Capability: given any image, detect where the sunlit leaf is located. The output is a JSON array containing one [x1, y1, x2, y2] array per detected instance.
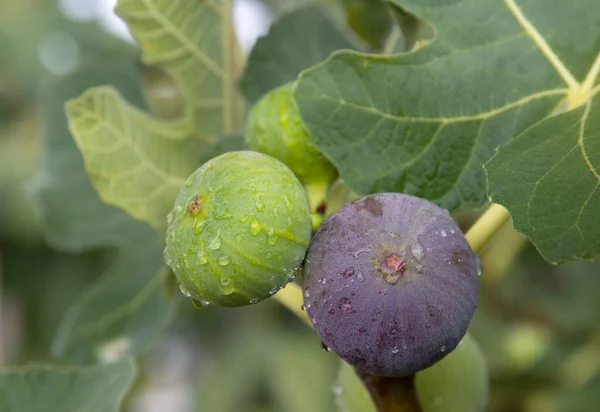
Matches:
[[116, 0, 244, 137], [0, 359, 135, 412], [33, 59, 151, 252], [66, 86, 208, 231]]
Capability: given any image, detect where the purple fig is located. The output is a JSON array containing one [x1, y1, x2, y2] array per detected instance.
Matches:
[[303, 193, 479, 377]]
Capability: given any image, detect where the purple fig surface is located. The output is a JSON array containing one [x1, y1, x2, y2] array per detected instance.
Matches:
[[302, 193, 479, 377]]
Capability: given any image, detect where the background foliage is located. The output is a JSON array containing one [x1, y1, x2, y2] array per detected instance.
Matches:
[[1, 0, 599, 411]]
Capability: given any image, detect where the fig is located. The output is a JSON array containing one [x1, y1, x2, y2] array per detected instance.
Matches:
[[416, 333, 488, 412], [245, 82, 338, 208], [303, 193, 479, 377], [164, 151, 312, 307]]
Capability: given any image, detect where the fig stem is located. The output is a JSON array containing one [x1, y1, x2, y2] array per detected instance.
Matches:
[[465, 203, 510, 254], [358, 372, 422, 412], [272, 282, 312, 327]]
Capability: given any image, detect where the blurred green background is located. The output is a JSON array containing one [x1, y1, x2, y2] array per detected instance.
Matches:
[[1, 1, 599, 411]]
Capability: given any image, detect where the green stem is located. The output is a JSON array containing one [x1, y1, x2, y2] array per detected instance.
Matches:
[[465, 203, 511, 253]]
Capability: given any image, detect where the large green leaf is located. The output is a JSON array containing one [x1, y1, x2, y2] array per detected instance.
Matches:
[[294, 0, 598, 217], [240, 6, 357, 103], [115, 0, 244, 138], [33, 58, 152, 252], [52, 234, 174, 364], [485, 95, 600, 264], [0, 359, 135, 412], [66, 86, 211, 231]]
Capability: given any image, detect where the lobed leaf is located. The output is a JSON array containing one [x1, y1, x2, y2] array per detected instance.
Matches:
[[295, 0, 600, 263], [240, 6, 357, 103], [52, 235, 174, 364], [115, 0, 244, 138], [0, 359, 135, 412], [33, 59, 152, 252], [65, 86, 226, 231]]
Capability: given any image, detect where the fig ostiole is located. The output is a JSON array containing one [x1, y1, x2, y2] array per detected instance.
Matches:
[[302, 193, 479, 377], [164, 151, 312, 307], [245, 82, 338, 213]]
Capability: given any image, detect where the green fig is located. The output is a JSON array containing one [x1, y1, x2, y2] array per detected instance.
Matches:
[[164, 151, 312, 307], [245, 82, 338, 211]]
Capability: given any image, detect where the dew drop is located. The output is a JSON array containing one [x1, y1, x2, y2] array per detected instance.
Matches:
[[250, 218, 261, 236], [192, 297, 210, 309], [390, 328, 398, 335], [209, 234, 221, 250], [220, 278, 231, 286], [254, 196, 265, 212], [411, 243, 424, 262], [312, 317, 318, 325], [477, 258, 484, 277], [304, 287, 310, 298], [391, 346, 399, 354], [267, 229, 278, 246], [357, 272, 365, 282], [198, 250, 208, 265], [440, 345, 446, 352], [217, 255, 230, 266], [177, 205, 184, 213], [193, 219, 205, 234], [340, 298, 353, 313], [178, 284, 192, 298], [269, 286, 279, 295], [440, 229, 447, 238], [249, 297, 259, 304], [332, 385, 342, 396], [450, 228, 456, 234], [301, 304, 306, 311], [342, 267, 354, 278]]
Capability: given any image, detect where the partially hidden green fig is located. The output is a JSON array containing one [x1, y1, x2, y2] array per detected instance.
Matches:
[[245, 82, 338, 209], [415, 333, 488, 412], [303, 193, 479, 377], [164, 151, 312, 307]]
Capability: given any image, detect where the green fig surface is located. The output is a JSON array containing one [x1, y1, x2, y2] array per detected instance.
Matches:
[[245, 82, 338, 187], [164, 151, 312, 307], [416, 333, 488, 412]]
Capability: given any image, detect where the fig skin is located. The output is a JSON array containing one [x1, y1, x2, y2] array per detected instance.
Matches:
[[245, 82, 338, 188], [303, 193, 479, 377], [164, 151, 312, 307]]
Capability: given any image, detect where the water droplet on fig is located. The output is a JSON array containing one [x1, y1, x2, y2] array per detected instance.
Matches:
[[477, 258, 484, 277], [312, 317, 318, 325], [249, 297, 259, 304], [340, 298, 353, 313], [217, 255, 230, 266], [209, 234, 221, 250], [440, 229, 447, 238], [254, 196, 265, 211], [193, 219, 205, 234], [450, 228, 456, 234], [304, 287, 310, 298], [267, 229, 278, 245], [301, 304, 306, 311], [411, 242, 424, 262], [220, 278, 231, 286], [333, 385, 342, 396], [391, 346, 399, 354], [192, 297, 210, 309], [250, 218, 261, 236], [357, 272, 365, 282], [179, 284, 192, 298], [269, 286, 279, 295], [198, 250, 208, 265], [440, 345, 446, 352]]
